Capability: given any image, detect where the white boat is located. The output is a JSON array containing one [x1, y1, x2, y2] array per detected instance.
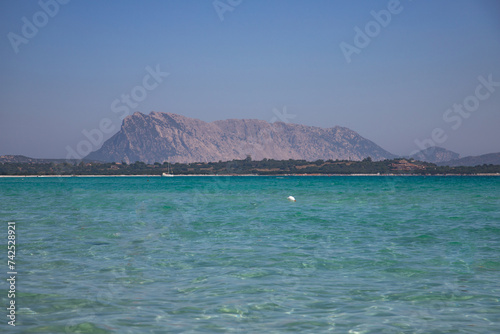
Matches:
[[162, 163, 174, 177]]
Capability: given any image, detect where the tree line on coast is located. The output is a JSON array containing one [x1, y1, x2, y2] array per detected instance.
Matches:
[[1, 157, 500, 176]]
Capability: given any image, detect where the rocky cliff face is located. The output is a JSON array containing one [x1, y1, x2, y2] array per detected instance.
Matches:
[[85, 112, 395, 163]]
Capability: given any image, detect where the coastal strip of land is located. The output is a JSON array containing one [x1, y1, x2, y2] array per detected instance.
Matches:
[[1, 158, 500, 177]]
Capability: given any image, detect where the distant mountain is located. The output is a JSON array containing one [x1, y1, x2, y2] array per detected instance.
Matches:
[[410, 147, 460, 164], [0, 155, 41, 163], [85, 112, 396, 164], [437, 152, 500, 167], [0, 155, 99, 164]]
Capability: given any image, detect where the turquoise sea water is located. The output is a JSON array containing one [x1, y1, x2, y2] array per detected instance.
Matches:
[[1, 176, 500, 333]]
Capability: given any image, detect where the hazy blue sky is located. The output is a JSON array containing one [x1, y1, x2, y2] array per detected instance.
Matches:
[[1, 0, 499, 159]]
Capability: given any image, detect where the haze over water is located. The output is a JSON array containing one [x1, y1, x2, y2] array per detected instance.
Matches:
[[1, 176, 499, 333]]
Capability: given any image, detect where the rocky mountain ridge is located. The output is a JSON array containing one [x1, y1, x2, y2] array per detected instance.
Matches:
[[409, 147, 460, 164], [435, 152, 500, 167], [85, 112, 396, 164]]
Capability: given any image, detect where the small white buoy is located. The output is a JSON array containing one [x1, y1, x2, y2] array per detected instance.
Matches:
[[287, 196, 296, 202]]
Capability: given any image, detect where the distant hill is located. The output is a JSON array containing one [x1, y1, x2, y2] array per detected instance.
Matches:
[[437, 152, 500, 167], [409, 147, 460, 163], [0, 155, 98, 164], [85, 112, 396, 164]]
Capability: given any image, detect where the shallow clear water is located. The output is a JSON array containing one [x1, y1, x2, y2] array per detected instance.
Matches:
[[1, 176, 500, 333]]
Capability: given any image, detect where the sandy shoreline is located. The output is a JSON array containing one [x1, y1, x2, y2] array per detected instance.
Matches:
[[1, 173, 499, 178]]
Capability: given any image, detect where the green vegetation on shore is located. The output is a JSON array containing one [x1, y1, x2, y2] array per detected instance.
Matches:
[[1, 157, 500, 176]]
